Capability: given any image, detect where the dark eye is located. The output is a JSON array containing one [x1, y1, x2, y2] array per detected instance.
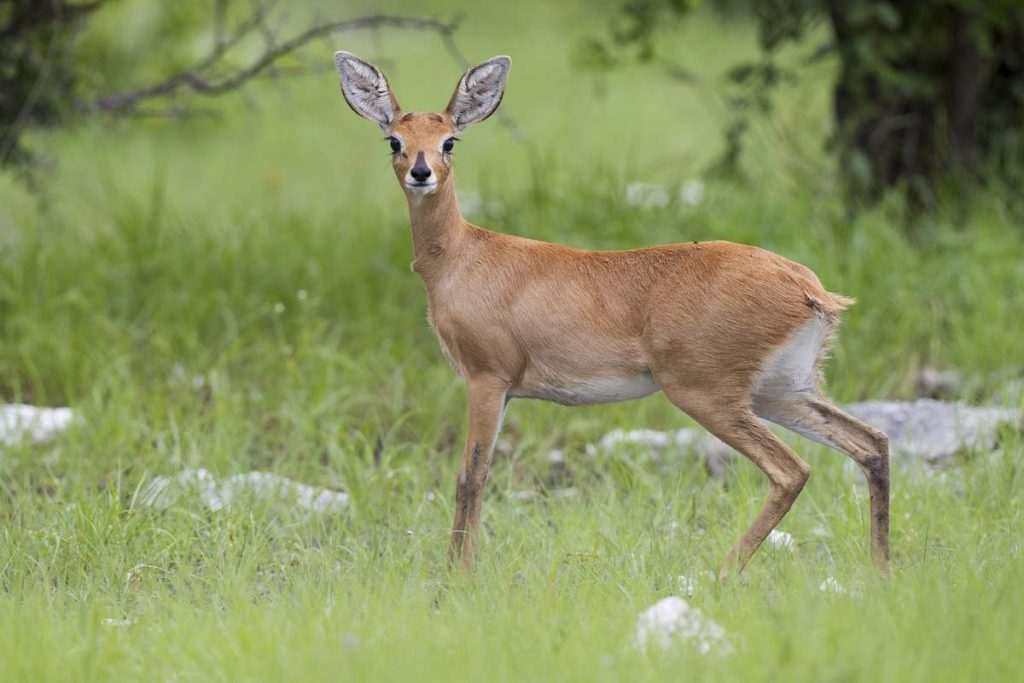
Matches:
[[388, 137, 401, 154], [442, 137, 455, 154]]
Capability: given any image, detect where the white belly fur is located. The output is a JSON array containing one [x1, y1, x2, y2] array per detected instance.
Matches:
[[511, 372, 660, 406]]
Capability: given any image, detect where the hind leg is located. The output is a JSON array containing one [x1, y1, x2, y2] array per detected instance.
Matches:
[[659, 383, 811, 581], [754, 392, 890, 570]]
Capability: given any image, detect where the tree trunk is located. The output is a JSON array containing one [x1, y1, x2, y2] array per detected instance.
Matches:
[[947, 6, 982, 177]]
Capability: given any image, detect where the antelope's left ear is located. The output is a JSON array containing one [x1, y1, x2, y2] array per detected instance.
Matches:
[[445, 56, 511, 131]]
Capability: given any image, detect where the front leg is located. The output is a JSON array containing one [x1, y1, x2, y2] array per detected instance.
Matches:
[[449, 374, 509, 569]]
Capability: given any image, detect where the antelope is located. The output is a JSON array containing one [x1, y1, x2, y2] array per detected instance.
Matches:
[[332, 51, 890, 579]]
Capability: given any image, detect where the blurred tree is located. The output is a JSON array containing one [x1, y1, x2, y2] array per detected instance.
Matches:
[[0, 0, 101, 167], [0, 0, 469, 171], [581, 0, 1024, 213]]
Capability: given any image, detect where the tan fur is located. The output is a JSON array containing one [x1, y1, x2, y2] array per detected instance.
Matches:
[[335, 54, 890, 577]]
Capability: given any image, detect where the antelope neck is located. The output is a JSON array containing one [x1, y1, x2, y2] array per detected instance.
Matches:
[[405, 177, 467, 281]]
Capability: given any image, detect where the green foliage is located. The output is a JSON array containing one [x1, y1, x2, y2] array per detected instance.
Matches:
[[826, 0, 1024, 213], [0, 1, 1022, 678], [582, 0, 1024, 215], [0, 0, 92, 166], [72, 0, 222, 94]]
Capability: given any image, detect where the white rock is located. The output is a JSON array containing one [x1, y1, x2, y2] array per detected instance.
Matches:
[[846, 399, 1020, 465], [634, 596, 731, 654], [457, 191, 484, 216], [221, 471, 349, 513], [625, 181, 705, 209], [818, 576, 845, 594], [676, 575, 698, 597], [767, 529, 794, 551], [915, 367, 962, 398], [592, 427, 735, 477], [0, 404, 76, 446], [675, 571, 716, 596], [135, 468, 348, 513], [995, 379, 1023, 407], [810, 524, 831, 538], [547, 449, 566, 465], [136, 468, 223, 510], [680, 180, 705, 206], [598, 428, 675, 449], [626, 182, 671, 209], [590, 398, 1021, 478]]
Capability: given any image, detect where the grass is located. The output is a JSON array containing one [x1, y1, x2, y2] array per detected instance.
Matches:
[[1, 1, 1022, 680]]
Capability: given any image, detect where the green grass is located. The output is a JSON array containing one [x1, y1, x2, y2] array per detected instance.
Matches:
[[1, 1, 1022, 681]]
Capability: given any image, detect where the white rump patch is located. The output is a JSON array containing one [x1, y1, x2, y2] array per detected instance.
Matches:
[[753, 314, 832, 401]]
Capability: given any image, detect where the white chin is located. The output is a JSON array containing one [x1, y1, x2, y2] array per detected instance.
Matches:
[[404, 182, 437, 195]]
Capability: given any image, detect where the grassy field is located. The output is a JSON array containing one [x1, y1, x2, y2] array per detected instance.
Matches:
[[1, 1, 1022, 680]]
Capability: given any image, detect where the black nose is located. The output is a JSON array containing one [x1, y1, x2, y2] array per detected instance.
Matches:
[[410, 152, 432, 182]]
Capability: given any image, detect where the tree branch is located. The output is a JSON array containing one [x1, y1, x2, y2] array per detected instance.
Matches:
[[87, 8, 464, 114]]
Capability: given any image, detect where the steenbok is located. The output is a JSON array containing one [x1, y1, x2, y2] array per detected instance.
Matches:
[[333, 51, 890, 579]]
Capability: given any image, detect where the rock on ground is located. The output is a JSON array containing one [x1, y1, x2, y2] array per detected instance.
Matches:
[[819, 576, 845, 594], [590, 399, 1021, 472], [625, 181, 705, 209], [767, 529, 795, 551], [846, 399, 1021, 466], [674, 571, 717, 597], [0, 404, 76, 446], [588, 427, 734, 477], [136, 468, 349, 513], [915, 367, 963, 399], [634, 596, 732, 655]]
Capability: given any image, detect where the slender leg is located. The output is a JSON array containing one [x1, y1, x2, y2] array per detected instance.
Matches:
[[754, 393, 890, 571], [660, 385, 811, 582], [448, 374, 509, 569]]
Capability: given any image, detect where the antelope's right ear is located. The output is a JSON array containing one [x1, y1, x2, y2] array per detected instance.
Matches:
[[333, 51, 401, 131]]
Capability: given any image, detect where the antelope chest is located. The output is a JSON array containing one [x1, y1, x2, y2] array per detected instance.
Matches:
[[426, 310, 462, 373]]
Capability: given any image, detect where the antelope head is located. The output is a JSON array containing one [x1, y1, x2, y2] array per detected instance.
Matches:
[[333, 51, 511, 198]]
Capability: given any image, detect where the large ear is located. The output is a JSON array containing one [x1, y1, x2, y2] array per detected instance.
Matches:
[[445, 56, 511, 131], [334, 51, 401, 131]]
